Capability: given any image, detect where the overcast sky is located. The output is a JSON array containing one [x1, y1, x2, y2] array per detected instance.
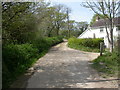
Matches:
[[45, 0, 95, 23]]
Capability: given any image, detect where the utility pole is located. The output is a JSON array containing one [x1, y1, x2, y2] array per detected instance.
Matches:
[[66, 8, 70, 38]]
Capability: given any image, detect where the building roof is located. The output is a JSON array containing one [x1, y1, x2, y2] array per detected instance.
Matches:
[[91, 17, 120, 28]]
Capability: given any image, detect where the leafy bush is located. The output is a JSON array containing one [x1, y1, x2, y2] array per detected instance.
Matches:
[[3, 44, 39, 88], [3, 44, 39, 72], [2, 36, 63, 88], [32, 38, 49, 53], [32, 36, 63, 53], [68, 38, 103, 52], [68, 38, 103, 48]]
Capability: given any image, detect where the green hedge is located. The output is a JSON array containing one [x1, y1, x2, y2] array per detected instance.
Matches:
[[2, 36, 63, 88], [68, 38, 103, 48], [3, 44, 39, 87], [68, 38, 104, 52], [32, 36, 63, 53]]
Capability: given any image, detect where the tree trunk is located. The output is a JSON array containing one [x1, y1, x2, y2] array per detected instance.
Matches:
[[47, 29, 52, 37], [68, 29, 70, 38], [109, 43, 113, 52], [56, 21, 60, 36], [56, 28, 59, 36], [109, 19, 114, 53], [48, 33, 51, 37]]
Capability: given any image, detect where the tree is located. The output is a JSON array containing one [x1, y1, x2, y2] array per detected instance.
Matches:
[[68, 20, 75, 37], [2, 2, 37, 44], [54, 4, 69, 36], [37, 6, 56, 37], [75, 21, 88, 32], [2, 1, 73, 44], [35, 4, 68, 37], [81, 0, 120, 52]]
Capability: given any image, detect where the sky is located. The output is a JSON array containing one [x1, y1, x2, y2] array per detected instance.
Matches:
[[45, 0, 95, 23]]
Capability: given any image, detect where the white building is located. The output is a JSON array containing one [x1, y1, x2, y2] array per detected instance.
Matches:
[[78, 17, 120, 48]]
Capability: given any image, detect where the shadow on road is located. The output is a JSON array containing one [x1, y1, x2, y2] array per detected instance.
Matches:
[[10, 42, 118, 88]]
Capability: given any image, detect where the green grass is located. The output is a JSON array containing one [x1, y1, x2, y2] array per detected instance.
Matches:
[[68, 43, 100, 52], [91, 51, 119, 77]]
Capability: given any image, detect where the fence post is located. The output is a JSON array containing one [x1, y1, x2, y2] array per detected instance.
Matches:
[[100, 42, 103, 56]]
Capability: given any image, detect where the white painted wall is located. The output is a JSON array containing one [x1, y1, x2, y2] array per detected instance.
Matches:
[[78, 26, 119, 48]]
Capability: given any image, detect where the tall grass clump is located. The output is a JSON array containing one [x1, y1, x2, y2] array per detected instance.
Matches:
[[92, 51, 119, 76]]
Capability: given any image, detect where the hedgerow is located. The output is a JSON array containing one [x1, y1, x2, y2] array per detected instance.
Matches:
[[2, 36, 63, 88], [68, 37, 104, 52]]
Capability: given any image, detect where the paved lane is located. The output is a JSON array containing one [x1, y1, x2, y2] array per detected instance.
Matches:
[[11, 42, 118, 88]]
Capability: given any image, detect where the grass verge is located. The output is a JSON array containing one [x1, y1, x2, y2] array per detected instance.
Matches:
[[91, 51, 119, 77], [68, 44, 100, 52]]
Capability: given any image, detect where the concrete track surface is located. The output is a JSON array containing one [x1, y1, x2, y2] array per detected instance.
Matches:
[[11, 42, 118, 88]]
